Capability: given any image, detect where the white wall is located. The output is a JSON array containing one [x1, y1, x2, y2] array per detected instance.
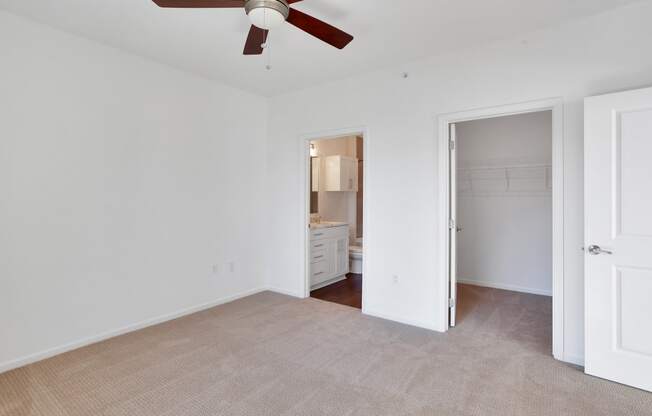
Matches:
[[265, 1, 652, 365], [0, 11, 268, 370], [456, 112, 553, 296]]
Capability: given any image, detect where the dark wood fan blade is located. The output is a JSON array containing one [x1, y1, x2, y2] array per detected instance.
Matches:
[[287, 0, 303, 3], [243, 25, 268, 55], [286, 8, 353, 49], [152, 0, 244, 7]]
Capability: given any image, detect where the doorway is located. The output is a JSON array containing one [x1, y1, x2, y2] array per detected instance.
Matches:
[[438, 99, 565, 361], [304, 133, 365, 309], [453, 111, 553, 353]]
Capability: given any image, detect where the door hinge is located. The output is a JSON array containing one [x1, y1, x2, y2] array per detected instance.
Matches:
[[449, 298, 456, 308], [449, 219, 455, 230], [449, 139, 456, 151]]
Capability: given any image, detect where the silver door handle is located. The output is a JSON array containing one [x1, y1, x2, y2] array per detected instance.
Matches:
[[588, 245, 613, 255]]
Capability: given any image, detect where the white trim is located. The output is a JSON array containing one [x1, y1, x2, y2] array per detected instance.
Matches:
[[310, 275, 348, 291], [364, 309, 441, 331], [564, 353, 585, 367], [0, 287, 269, 374], [437, 98, 566, 361], [298, 126, 370, 311], [266, 286, 304, 298], [457, 278, 553, 297]]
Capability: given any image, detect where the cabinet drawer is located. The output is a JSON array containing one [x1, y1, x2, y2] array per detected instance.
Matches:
[[310, 229, 331, 241], [311, 240, 328, 251], [310, 249, 327, 263], [311, 260, 330, 285], [310, 226, 348, 241]]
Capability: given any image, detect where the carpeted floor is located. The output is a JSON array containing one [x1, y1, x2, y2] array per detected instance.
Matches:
[[1, 285, 651, 416]]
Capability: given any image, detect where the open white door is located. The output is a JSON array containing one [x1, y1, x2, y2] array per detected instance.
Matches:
[[585, 87, 652, 392], [449, 123, 457, 327]]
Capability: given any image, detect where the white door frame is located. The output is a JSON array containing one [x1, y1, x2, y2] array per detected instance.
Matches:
[[437, 98, 565, 361], [298, 126, 370, 309]]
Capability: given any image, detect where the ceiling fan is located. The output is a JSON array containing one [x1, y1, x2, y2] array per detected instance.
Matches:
[[152, 0, 354, 55]]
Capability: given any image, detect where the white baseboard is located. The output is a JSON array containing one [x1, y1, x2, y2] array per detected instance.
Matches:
[[265, 286, 304, 298], [457, 278, 552, 297], [362, 308, 445, 333], [562, 353, 585, 367], [0, 287, 268, 375]]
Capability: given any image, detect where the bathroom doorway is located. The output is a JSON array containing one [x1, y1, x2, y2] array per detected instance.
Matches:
[[304, 133, 365, 309]]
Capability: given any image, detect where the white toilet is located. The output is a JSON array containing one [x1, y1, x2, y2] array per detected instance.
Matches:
[[349, 238, 363, 274]]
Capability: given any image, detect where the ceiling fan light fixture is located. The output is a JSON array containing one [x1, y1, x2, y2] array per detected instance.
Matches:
[[245, 0, 289, 30], [152, 0, 354, 54]]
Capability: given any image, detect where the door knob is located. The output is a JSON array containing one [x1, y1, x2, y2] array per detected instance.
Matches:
[[588, 245, 613, 255]]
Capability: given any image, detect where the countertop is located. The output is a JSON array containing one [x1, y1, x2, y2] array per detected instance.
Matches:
[[309, 222, 348, 229]]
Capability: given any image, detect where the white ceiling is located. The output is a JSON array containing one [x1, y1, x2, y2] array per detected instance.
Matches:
[[0, 0, 643, 96]]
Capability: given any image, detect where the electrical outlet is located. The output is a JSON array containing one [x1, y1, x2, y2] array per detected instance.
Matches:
[[392, 274, 399, 284], [212, 264, 221, 275], [227, 261, 236, 273]]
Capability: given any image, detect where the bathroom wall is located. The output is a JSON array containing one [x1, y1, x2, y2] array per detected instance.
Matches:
[[456, 111, 553, 296], [356, 136, 364, 240], [312, 136, 359, 241]]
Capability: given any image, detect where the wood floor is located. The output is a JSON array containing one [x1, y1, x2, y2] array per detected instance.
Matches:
[[310, 273, 362, 309]]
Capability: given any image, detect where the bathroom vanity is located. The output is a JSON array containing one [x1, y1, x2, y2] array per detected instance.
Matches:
[[309, 223, 349, 289]]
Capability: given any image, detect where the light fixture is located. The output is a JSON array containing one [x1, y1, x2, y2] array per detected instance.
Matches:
[[245, 0, 289, 30]]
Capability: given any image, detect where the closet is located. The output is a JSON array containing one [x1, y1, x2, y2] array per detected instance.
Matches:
[[455, 111, 553, 297]]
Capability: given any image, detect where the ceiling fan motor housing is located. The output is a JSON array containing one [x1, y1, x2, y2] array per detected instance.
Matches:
[[244, 0, 290, 21]]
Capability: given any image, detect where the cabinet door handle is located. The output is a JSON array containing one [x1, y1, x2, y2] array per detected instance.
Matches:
[[314, 244, 324, 248], [314, 271, 324, 276], [314, 255, 324, 259], [314, 233, 324, 237]]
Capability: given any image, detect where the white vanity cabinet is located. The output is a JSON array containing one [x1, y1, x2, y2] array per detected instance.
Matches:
[[324, 155, 358, 192], [310, 225, 349, 288]]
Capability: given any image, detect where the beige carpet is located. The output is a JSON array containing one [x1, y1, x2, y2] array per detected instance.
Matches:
[[1, 285, 651, 416]]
